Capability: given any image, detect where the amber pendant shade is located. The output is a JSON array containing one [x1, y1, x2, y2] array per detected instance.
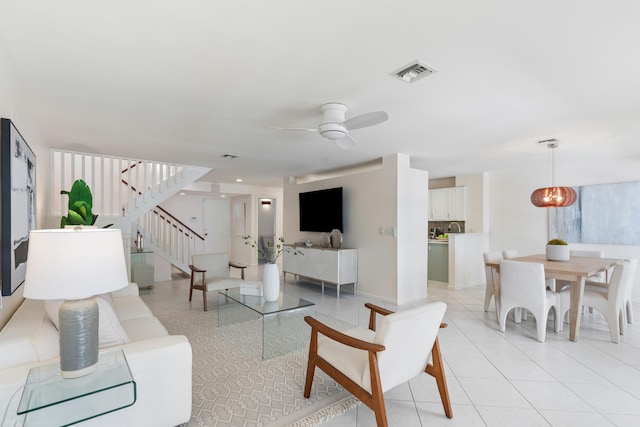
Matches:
[[530, 186, 577, 207]]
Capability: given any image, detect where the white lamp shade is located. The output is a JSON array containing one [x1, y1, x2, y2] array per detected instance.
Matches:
[[24, 228, 129, 300]]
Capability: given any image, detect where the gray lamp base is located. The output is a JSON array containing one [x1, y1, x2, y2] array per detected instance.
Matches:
[[58, 297, 99, 379]]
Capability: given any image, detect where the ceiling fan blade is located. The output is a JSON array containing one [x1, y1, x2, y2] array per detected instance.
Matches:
[[335, 133, 357, 150], [342, 111, 388, 130], [270, 127, 318, 132]]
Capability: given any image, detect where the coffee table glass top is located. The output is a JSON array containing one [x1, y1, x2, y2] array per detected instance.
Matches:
[[218, 288, 316, 359], [218, 288, 314, 315]]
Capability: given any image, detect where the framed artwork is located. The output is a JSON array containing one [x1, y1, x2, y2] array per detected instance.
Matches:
[[548, 180, 640, 245], [1, 118, 36, 296]]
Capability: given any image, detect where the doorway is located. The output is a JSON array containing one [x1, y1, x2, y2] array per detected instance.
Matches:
[[257, 198, 276, 264], [203, 198, 230, 254]]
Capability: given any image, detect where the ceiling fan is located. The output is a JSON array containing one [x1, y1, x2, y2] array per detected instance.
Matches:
[[273, 102, 389, 149]]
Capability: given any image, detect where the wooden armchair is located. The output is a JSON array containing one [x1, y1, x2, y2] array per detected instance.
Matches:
[[304, 302, 452, 427], [189, 253, 247, 311]]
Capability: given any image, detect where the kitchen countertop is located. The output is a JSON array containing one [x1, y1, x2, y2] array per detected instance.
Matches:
[[428, 239, 449, 244]]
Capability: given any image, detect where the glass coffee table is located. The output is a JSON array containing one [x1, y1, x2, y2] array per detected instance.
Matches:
[[218, 289, 316, 359]]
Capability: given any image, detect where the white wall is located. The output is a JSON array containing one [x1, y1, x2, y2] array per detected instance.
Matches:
[[489, 156, 640, 302], [396, 156, 429, 304], [284, 154, 429, 305], [456, 173, 489, 233], [0, 30, 49, 326]]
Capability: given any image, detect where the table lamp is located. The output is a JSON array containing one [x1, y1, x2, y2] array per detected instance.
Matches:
[[23, 228, 129, 378]]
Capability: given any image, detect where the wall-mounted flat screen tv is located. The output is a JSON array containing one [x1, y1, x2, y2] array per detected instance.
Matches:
[[299, 187, 343, 232]]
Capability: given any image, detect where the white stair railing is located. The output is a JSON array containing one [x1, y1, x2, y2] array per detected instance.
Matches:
[[51, 149, 210, 273], [135, 207, 205, 271]]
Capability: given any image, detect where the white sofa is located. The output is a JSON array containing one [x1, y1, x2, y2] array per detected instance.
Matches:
[[0, 283, 192, 426]]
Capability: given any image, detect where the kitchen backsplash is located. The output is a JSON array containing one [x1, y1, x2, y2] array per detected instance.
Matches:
[[429, 221, 465, 236]]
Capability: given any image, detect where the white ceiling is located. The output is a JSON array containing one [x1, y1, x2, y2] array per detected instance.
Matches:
[[1, 1, 639, 189]]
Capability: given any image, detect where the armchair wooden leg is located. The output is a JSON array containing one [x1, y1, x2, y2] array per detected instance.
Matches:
[[202, 288, 208, 311], [425, 337, 452, 418], [304, 329, 318, 398], [368, 353, 388, 427]]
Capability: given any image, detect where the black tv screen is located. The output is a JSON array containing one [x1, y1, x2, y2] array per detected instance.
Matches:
[[299, 187, 343, 232]]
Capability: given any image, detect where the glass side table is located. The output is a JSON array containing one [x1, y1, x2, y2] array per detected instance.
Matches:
[[218, 289, 316, 359], [16, 350, 136, 426]]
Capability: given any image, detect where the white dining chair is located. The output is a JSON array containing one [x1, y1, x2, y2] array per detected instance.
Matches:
[[585, 258, 637, 327], [483, 251, 503, 316], [502, 249, 519, 259], [498, 260, 569, 342], [568, 260, 634, 343]]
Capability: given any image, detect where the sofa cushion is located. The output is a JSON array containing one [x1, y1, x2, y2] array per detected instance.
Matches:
[[111, 295, 154, 321], [120, 316, 168, 342], [0, 300, 48, 370], [44, 297, 130, 348]]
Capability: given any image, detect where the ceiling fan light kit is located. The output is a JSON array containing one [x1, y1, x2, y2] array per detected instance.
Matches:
[[530, 139, 577, 208], [275, 102, 388, 149]]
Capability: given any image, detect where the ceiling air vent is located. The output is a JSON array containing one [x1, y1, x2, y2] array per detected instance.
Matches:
[[392, 61, 438, 83]]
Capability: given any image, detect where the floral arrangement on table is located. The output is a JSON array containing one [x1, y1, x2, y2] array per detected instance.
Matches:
[[242, 235, 303, 263]]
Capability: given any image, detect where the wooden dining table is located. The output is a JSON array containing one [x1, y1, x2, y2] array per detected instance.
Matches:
[[486, 254, 620, 342]]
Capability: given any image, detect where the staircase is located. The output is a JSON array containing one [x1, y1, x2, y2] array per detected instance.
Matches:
[[51, 149, 211, 273]]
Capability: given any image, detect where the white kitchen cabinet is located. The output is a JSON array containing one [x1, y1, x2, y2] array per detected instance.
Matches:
[[429, 186, 467, 220], [283, 246, 357, 298]]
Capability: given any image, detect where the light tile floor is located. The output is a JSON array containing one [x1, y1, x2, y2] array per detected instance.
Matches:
[[141, 265, 640, 427]]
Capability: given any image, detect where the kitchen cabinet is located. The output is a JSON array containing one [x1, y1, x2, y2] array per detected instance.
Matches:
[[429, 186, 467, 220], [428, 242, 448, 282]]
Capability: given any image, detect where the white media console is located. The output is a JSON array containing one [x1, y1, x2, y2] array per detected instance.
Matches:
[[283, 246, 357, 298]]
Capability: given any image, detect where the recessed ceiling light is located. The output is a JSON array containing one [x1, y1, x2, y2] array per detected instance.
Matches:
[[179, 192, 186, 196], [220, 194, 227, 198], [236, 178, 243, 182]]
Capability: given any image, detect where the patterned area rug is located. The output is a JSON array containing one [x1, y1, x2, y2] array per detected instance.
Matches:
[[158, 308, 359, 426]]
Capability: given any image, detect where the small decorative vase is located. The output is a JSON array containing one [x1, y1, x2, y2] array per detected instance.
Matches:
[[319, 232, 330, 248], [262, 263, 280, 302], [136, 231, 144, 252], [546, 244, 569, 261], [330, 229, 343, 249]]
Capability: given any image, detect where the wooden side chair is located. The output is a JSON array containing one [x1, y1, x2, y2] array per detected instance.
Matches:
[[189, 253, 246, 311], [303, 302, 452, 427]]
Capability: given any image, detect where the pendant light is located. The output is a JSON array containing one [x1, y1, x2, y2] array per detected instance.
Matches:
[[530, 139, 577, 208]]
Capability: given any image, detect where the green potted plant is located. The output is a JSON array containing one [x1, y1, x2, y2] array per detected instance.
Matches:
[[59, 179, 98, 227], [546, 238, 569, 261]]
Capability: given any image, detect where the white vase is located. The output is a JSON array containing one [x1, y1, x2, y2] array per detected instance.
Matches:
[[262, 263, 280, 302], [546, 244, 570, 261]]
